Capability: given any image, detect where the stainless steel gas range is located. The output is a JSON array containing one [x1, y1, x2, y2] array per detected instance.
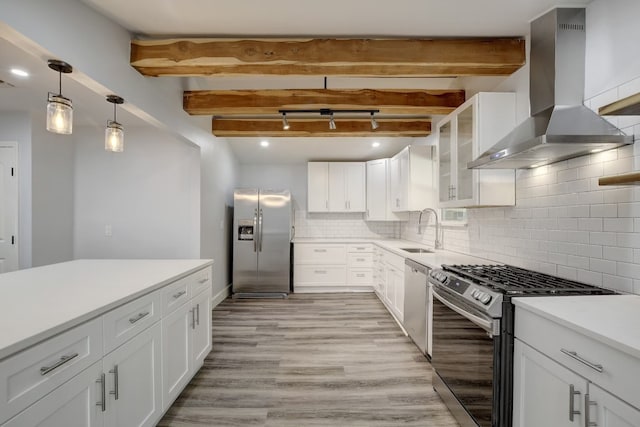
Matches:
[[428, 264, 617, 427]]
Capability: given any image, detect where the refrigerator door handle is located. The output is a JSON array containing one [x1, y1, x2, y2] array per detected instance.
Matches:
[[253, 209, 258, 252], [258, 208, 264, 252]]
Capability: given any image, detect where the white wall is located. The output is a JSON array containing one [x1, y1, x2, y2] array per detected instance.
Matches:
[[200, 138, 237, 298], [404, 0, 640, 294], [0, 111, 32, 269], [31, 124, 74, 266], [238, 164, 307, 210], [73, 126, 200, 259]]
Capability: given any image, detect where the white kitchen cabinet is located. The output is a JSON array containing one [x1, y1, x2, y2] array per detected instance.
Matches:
[[513, 339, 587, 427], [2, 361, 104, 427], [374, 247, 405, 323], [307, 162, 329, 212], [102, 322, 162, 427], [162, 287, 212, 408], [514, 301, 640, 427], [437, 92, 516, 208], [308, 162, 365, 213], [365, 158, 398, 221], [328, 162, 365, 212], [389, 145, 436, 212]]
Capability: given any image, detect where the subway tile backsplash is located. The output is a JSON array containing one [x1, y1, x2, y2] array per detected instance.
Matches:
[[294, 210, 400, 239]]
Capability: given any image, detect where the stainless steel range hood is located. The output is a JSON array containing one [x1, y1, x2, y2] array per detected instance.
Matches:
[[468, 8, 632, 169]]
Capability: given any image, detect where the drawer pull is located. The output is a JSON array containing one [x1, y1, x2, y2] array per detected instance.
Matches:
[[129, 311, 150, 324], [198, 277, 208, 284], [356, 274, 365, 278], [109, 365, 119, 400], [569, 384, 581, 421], [355, 247, 366, 250], [173, 290, 187, 299], [96, 373, 106, 412], [40, 352, 79, 375], [314, 249, 327, 253], [356, 258, 365, 262], [561, 349, 603, 373], [314, 270, 327, 274]]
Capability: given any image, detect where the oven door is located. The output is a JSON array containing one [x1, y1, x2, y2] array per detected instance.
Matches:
[[431, 286, 500, 427]]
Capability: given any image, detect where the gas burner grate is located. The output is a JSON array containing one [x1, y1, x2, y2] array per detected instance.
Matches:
[[442, 264, 616, 295]]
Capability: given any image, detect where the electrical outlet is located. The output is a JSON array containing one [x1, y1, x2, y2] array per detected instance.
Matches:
[[105, 225, 112, 237]]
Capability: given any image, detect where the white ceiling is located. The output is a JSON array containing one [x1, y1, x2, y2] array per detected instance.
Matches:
[[10, 0, 592, 164]]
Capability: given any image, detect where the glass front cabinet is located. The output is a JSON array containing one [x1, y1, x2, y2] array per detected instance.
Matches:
[[437, 92, 517, 208]]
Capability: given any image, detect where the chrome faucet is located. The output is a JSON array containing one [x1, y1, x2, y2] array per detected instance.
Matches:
[[418, 208, 442, 249]]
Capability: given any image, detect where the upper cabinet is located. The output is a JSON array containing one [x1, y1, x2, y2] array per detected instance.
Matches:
[[308, 162, 365, 213], [365, 158, 398, 221], [437, 92, 516, 208], [390, 145, 436, 212]]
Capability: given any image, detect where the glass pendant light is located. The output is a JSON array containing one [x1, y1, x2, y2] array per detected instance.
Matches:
[[105, 95, 125, 152], [46, 60, 73, 134]]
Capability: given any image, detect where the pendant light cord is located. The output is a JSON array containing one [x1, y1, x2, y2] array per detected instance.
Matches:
[[113, 102, 117, 122], [58, 71, 62, 96]]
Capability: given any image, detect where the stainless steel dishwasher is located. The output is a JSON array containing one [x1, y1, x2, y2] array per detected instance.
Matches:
[[404, 259, 429, 356]]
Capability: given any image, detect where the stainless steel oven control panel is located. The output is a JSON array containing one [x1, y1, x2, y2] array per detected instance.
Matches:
[[429, 268, 503, 318]]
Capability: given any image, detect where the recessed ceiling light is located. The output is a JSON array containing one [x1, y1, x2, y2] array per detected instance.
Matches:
[[372, 141, 380, 148], [260, 140, 269, 147], [10, 68, 29, 77]]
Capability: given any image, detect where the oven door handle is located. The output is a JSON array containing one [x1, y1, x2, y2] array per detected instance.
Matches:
[[432, 289, 498, 335]]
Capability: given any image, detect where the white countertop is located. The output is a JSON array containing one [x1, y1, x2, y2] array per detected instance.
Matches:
[[513, 295, 640, 360], [292, 237, 496, 269], [0, 259, 213, 360]]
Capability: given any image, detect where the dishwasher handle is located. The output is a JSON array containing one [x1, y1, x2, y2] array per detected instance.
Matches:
[[405, 259, 429, 274]]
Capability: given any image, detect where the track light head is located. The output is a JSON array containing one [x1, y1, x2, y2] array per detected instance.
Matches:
[[282, 113, 290, 130], [329, 114, 336, 130], [370, 112, 379, 130]]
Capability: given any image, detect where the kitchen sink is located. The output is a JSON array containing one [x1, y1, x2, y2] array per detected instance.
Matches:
[[400, 248, 433, 254]]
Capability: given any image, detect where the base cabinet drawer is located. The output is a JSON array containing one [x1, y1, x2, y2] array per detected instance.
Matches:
[[2, 361, 104, 427], [0, 318, 103, 424], [295, 244, 346, 264], [103, 291, 161, 354], [348, 253, 373, 268], [348, 269, 372, 284], [295, 265, 346, 284], [189, 267, 212, 297]]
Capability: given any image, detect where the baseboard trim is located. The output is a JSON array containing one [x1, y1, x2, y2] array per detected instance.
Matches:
[[211, 284, 231, 308]]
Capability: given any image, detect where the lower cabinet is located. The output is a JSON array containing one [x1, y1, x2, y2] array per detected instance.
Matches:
[[1, 266, 213, 427], [102, 323, 162, 427], [162, 288, 212, 408], [513, 339, 640, 427]]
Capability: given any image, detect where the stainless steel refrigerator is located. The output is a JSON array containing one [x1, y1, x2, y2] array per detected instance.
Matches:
[[232, 189, 292, 297]]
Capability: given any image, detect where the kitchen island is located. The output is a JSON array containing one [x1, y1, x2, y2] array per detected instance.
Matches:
[[0, 259, 213, 426]]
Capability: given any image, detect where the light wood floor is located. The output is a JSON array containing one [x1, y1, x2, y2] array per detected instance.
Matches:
[[158, 293, 459, 426]]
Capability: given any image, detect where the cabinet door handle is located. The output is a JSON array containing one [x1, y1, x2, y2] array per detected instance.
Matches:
[[569, 384, 581, 421], [109, 365, 119, 400], [196, 303, 200, 326], [190, 308, 196, 329], [173, 290, 187, 299], [96, 373, 106, 412], [561, 349, 603, 373], [40, 352, 79, 375], [585, 394, 597, 427], [325, 200, 328, 209], [129, 311, 150, 324]]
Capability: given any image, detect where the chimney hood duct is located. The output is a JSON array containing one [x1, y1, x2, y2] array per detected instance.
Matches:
[[468, 8, 632, 170]]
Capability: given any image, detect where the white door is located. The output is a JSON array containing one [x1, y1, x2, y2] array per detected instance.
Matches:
[[589, 383, 640, 427], [345, 163, 366, 212], [0, 143, 18, 273], [307, 162, 329, 212], [393, 268, 404, 322], [191, 289, 212, 368], [103, 323, 162, 427], [328, 163, 347, 212], [513, 339, 587, 427], [161, 302, 192, 407], [3, 361, 104, 427], [390, 155, 402, 211]]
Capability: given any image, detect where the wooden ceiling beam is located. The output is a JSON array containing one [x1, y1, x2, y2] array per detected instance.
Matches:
[[131, 38, 525, 77], [212, 118, 431, 137], [184, 88, 465, 116]]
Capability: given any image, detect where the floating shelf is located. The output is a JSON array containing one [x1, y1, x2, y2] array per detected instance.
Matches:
[[599, 172, 640, 186], [599, 92, 640, 116]]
